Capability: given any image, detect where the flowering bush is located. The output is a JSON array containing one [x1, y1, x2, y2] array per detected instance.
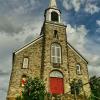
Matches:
[[16, 77, 45, 100]]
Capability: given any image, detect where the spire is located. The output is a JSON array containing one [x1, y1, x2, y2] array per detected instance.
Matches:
[[49, 0, 57, 8]]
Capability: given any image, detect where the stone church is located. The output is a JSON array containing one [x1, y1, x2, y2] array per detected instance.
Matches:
[[7, 0, 91, 99]]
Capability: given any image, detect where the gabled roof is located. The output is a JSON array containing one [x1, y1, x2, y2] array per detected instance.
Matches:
[[14, 34, 88, 64], [67, 42, 88, 64], [15, 35, 43, 54]]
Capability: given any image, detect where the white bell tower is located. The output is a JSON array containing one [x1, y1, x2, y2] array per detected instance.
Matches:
[[45, 0, 61, 23]]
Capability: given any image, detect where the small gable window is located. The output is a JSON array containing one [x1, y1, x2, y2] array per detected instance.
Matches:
[[21, 75, 27, 87], [76, 64, 81, 75], [51, 43, 61, 64], [51, 11, 59, 22], [22, 57, 29, 69]]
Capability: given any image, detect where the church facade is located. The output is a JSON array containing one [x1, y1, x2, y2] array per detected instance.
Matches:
[[7, 0, 91, 100]]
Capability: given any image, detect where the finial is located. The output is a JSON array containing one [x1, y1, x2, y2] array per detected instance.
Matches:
[[49, 0, 57, 8]]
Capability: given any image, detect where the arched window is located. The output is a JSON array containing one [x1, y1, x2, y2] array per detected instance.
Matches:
[[76, 64, 81, 75], [49, 70, 64, 94], [51, 43, 61, 64], [51, 11, 59, 22]]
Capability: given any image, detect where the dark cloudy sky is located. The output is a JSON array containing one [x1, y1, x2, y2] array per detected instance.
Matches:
[[0, 0, 100, 99]]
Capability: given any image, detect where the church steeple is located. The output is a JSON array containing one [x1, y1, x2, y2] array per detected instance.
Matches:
[[45, 0, 61, 23], [49, 0, 57, 8]]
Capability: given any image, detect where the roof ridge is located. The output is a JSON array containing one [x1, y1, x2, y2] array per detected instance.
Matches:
[[67, 42, 88, 63]]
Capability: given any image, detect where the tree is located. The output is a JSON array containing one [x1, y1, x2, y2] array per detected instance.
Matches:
[[90, 76, 100, 100], [16, 77, 45, 100], [70, 79, 82, 95]]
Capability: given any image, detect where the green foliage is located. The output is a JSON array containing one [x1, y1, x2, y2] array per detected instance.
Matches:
[[16, 96, 22, 100], [16, 77, 45, 100], [70, 79, 82, 95], [90, 76, 100, 100]]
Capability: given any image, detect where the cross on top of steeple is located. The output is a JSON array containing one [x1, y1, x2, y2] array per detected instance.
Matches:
[[49, 0, 57, 8]]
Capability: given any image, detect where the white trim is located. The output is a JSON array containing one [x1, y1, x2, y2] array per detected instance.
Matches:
[[76, 64, 81, 75], [46, 9, 61, 22], [67, 43, 88, 63], [15, 35, 43, 54], [22, 58, 29, 68]]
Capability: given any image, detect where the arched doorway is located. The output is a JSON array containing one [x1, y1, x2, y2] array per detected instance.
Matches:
[[49, 70, 64, 94]]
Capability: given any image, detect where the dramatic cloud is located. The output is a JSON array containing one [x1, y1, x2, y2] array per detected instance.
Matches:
[[96, 20, 100, 26], [0, 20, 42, 71], [62, 0, 81, 12], [0, 0, 40, 14], [0, 16, 23, 34], [85, 3, 100, 14], [0, 1, 44, 98], [0, 74, 10, 100], [0, 0, 44, 36], [62, 0, 100, 14], [0, 19, 42, 100], [0, 0, 100, 100], [67, 24, 88, 53]]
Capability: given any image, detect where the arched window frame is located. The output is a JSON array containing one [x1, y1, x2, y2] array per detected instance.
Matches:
[[51, 43, 61, 64], [50, 70, 63, 78], [51, 11, 59, 22], [76, 64, 82, 75]]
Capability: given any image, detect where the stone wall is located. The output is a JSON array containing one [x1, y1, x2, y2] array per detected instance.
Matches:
[[7, 38, 42, 99], [42, 22, 70, 93], [67, 44, 91, 97]]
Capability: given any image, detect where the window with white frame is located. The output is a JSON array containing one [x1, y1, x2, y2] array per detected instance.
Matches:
[[51, 43, 61, 64], [22, 58, 29, 68], [76, 64, 81, 75]]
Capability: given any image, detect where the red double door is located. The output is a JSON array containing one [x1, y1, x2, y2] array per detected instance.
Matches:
[[50, 77, 64, 94]]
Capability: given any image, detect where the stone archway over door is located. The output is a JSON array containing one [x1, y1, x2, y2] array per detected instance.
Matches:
[[49, 71, 64, 94]]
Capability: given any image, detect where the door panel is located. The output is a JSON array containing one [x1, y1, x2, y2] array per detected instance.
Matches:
[[50, 77, 64, 94]]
